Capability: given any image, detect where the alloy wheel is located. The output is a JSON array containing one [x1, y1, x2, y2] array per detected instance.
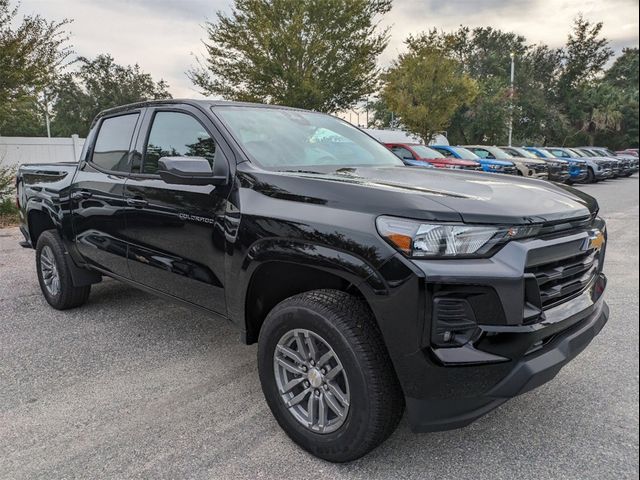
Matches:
[[273, 328, 350, 434]]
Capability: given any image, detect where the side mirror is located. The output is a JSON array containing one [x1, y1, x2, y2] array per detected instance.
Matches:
[[157, 156, 229, 186]]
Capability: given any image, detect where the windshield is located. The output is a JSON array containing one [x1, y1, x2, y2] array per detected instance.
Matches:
[[549, 148, 579, 159], [485, 147, 513, 160], [578, 148, 596, 157], [411, 145, 444, 159], [214, 106, 403, 170], [511, 147, 538, 159], [528, 148, 554, 159], [569, 148, 587, 158], [449, 147, 480, 160]]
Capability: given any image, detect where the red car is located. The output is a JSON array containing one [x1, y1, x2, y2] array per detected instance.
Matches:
[[385, 143, 481, 170]]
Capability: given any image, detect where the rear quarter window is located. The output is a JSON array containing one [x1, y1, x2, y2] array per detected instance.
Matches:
[[91, 114, 139, 172]]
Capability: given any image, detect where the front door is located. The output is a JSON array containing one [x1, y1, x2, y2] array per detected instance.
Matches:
[[71, 111, 142, 277], [123, 106, 230, 314]]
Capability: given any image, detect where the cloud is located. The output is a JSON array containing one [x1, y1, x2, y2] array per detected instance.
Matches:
[[16, 0, 640, 98]]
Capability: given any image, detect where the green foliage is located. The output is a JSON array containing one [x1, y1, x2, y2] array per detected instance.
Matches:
[[0, 160, 18, 227], [366, 98, 396, 128], [50, 54, 172, 137], [381, 46, 478, 143], [0, 0, 71, 136], [189, 0, 391, 113], [598, 48, 639, 148], [380, 17, 635, 148]]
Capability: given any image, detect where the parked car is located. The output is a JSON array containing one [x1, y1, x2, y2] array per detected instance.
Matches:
[[575, 148, 624, 178], [431, 145, 518, 175], [385, 143, 481, 170], [585, 147, 638, 176], [16, 100, 609, 462], [492, 147, 550, 180], [544, 147, 612, 183], [463, 145, 549, 179], [514, 147, 571, 183], [616, 149, 639, 157], [528, 147, 588, 184]]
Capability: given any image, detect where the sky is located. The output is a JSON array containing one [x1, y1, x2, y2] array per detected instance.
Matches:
[[16, 0, 640, 99]]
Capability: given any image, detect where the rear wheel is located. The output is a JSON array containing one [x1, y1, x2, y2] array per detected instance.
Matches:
[[36, 230, 91, 310], [257, 289, 404, 462]]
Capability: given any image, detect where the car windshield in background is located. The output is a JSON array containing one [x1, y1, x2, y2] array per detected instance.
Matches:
[[511, 147, 538, 159], [489, 147, 514, 159], [449, 147, 480, 160], [411, 145, 444, 158], [531, 149, 555, 159], [214, 106, 403, 170]]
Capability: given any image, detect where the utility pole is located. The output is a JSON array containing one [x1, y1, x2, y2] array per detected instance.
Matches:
[[508, 52, 515, 146], [365, 97, 369, 128], [44, 90, 51, 138]]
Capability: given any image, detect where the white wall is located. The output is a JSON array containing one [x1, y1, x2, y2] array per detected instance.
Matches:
[[0, 135, 85, 168]]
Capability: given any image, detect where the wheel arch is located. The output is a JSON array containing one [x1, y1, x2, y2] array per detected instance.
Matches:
[[236, 240, 389, 345]]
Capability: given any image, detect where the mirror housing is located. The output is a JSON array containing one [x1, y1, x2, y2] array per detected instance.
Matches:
[[157, 155, 229, 186]]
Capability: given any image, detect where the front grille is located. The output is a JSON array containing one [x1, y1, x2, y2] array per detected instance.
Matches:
[[533, 164, 548, 173], [526, 248, 600, 309]]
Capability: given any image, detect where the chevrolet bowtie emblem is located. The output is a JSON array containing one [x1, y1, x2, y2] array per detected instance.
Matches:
[[588, 230, 605, 250]]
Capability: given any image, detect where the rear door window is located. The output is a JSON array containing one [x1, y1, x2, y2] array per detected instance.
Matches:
[[91, 114, 139, 172]]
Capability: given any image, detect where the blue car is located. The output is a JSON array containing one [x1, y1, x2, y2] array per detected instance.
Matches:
[[431, 145, 517, 174], [526, 147, 587, 184]]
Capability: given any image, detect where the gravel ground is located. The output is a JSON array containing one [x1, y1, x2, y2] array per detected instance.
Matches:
[[0, 177, 638, 480]]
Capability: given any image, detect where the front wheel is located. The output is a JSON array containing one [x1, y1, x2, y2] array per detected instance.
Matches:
[[586, 167, 596, 183], [36, 230, 91, 310], [257, 290, 404, 462]]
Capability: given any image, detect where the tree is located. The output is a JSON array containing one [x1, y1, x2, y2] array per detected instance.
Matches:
[[605, 48, 639, 88], [556, 16, 615, 145], [0, 0, 71, 135], [600, 48, 639, 148], [51, 54, 171, 137], [381, 47, 478, 143], [189, 0, 391, 113]]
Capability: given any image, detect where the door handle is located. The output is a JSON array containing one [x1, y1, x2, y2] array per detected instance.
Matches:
[[70, 190, 92, 200], [126, 197, 148, 208]]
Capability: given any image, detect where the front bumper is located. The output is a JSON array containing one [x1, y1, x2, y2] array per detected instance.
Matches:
[[569, 165, 588, 183], [406, 292, 608, 432], [593, 168, 611, 180]]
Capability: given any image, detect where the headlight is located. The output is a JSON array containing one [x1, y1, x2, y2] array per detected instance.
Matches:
[[376, 216, 540, 258], [488, 164, 502, 170]]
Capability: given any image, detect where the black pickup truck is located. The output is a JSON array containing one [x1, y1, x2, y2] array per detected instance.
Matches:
[[16, 100, 609, 462]]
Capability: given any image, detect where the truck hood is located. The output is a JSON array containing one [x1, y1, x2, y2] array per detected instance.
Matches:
[[246, 165, 597, 225]]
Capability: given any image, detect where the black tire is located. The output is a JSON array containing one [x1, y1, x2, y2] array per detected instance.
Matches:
[[257, 289, 404, 462], [36, 230, 91, 310], [586, 167, 596, 183]]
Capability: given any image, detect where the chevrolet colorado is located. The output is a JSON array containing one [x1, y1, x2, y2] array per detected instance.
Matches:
[[16, 100, 609, 462]]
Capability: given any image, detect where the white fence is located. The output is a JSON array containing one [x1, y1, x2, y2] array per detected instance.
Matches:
[[0, 136, 85, 168]]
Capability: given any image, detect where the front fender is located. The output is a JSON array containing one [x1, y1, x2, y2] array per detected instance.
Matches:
[[226, 238, 390, 329]]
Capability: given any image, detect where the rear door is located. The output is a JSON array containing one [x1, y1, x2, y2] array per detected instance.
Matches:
[[123, 104, 231, 314], [71, 111, 142, 277]]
